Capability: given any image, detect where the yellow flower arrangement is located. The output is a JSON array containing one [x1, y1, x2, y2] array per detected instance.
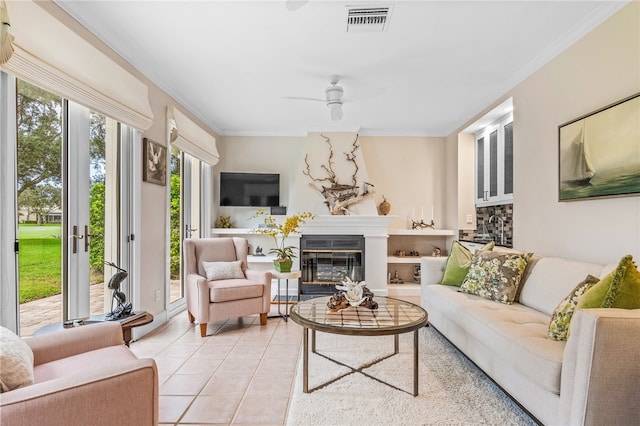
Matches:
[[251, 208, 315, 261]]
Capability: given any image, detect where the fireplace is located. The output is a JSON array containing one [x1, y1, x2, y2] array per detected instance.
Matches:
[[299, 235, 365, 297]]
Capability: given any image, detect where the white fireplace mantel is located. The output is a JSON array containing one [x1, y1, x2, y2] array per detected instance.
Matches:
[[300, 215, 395, 236]]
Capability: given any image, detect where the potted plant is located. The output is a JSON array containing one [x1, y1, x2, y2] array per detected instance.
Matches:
[[252, 208, 315, 272]]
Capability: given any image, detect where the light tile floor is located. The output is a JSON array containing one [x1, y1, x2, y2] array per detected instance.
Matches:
[[129, 307, 303, 425], [20, 284, 419, 424]]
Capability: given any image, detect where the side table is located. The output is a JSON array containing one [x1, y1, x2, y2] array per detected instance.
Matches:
[[269, 270, 301, 321]]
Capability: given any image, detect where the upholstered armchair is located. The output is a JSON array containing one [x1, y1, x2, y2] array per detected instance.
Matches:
[[0, 322, 158, 426], [183, 237, 272, 336]]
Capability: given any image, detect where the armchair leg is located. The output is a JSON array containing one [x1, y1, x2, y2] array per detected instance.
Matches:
[[199, 323, 207, 337], [260, 313, 267, 326], [188, 311, 195, 323]]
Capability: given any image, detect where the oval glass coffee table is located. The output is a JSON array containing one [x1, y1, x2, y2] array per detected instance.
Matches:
[[290, 296, 428, 396]]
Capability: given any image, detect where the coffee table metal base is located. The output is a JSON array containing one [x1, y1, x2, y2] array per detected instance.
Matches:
[[302, 328, 420, 396]]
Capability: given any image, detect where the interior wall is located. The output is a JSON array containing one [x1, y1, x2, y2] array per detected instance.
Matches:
[[456, 133, 475, 231], [449, 2, 640, 264], [360, 136, 446, 230], [214, 135, 305, 228], [214, 135, 447, 231]]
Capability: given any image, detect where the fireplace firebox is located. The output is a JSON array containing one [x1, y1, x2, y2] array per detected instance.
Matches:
[[299, 235, 365, 298]]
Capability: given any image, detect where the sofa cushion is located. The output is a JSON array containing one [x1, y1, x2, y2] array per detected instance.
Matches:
[[202, 260, 245, 281], [548, 274, 600, 341], [577, 255, 640, 310], [519, 257, 605, 316], [0, 326, 34, 392], [441, 241, 493, 286], [423, 284, 564, 394], [459, 251, 532, 304], [209, 279, 264, 303]]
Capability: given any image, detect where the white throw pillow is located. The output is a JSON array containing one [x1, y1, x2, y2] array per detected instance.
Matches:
[[0, 326, 34, 392], [202, 260, 245, 281]]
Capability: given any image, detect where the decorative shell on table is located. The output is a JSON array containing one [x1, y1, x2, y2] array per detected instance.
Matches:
[[328, 277, 378, 311]]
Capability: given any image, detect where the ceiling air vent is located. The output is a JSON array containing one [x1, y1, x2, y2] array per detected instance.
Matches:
[[346, 6, 392, 33]]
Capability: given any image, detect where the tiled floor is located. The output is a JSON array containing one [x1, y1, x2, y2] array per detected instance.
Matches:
[[20, 283, 419, 424], [129, 307, 303, 425]]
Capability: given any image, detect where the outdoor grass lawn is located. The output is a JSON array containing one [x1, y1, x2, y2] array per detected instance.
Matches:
[[18, 224, 104, 304], [18, 224, 62, 303]]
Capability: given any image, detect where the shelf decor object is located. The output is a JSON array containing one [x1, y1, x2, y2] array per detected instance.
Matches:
[[251, 208, 315, 273], [303, 134, 375, 215], [559, 93, 640, 201], [411, 219, 435, 230], [378, 196, 391, 215]]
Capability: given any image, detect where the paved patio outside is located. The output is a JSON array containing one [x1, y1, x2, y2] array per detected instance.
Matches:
[[19, 281, 182, 337]]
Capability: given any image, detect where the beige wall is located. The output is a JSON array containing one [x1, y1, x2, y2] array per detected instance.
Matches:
[[456, 133, 476, 231], [448, 2, 640, 264], [214, 135, 447, 230], [214, 135, 305, 228], [360, 136, 446, 230]]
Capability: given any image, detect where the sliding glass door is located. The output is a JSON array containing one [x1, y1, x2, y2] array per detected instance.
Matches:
[[3, 76, 134, 336], [168, 150, 202, 314]]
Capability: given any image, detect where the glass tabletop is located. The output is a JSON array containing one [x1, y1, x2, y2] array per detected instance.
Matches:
[[290, 296, 428, 336]]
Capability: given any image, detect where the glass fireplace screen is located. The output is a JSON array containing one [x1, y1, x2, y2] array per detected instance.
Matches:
[[299, 235, 364, 297]]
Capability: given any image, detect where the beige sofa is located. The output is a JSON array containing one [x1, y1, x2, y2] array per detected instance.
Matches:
[[0, 322, 158, 426], [420, 251, 640, 426]]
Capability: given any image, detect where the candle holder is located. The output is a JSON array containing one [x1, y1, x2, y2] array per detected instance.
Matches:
[[411, 219, 436, 230]]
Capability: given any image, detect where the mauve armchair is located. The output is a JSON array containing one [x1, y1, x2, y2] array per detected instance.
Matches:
[[0, 322, 158, 426], [183, 237, 272, 336]]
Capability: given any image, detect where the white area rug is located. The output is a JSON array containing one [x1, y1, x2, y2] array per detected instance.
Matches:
[[286, 326, 538, 426]]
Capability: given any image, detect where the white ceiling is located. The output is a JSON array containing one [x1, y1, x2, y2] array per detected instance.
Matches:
[[55, 0, 627, 137]]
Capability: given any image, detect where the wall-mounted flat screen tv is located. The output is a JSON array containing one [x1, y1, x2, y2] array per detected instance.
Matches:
[[219, 172, 280, 207]]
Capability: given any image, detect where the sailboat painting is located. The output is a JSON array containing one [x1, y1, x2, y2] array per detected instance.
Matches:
[[562, 126, 596, 186], [559, 93, 640, 201]]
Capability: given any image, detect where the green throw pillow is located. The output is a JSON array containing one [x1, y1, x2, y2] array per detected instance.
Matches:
[[548, 275, 600, 341], [459, 251, 532, 304], [576, 255, 640, 309], [441, 241, 494, 286]]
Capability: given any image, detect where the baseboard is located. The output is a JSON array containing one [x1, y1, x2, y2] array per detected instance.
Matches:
[[131, 309, 167, 342]]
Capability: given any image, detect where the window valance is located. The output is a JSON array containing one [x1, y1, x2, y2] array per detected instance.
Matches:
[[168, 106, 219, 166], [0, 1, 153, 130]]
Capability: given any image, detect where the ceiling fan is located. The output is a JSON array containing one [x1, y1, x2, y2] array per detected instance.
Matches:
[[284, 75, 346, 121]]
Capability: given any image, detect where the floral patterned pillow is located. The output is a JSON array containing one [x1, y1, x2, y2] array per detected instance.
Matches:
[[548, 275, 600, 341], [459, 251, 532, 304]]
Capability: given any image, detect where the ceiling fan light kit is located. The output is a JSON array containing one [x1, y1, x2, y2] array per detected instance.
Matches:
[[326, 80, 344, 121], [329, 103, 343, 121]]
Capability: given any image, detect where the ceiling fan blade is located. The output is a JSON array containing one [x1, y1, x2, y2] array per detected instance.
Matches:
[[286, 1, 308, 12], [343, 87, 386, 104], [282, 96, 325, 102]]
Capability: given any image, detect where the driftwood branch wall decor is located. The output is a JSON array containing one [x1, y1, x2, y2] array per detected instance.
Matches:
[[303, 134, 375, 215]]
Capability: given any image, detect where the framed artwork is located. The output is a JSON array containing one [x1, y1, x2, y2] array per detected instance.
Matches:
[[143, 138, 167, 186], [558, 93, 640, 201]]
